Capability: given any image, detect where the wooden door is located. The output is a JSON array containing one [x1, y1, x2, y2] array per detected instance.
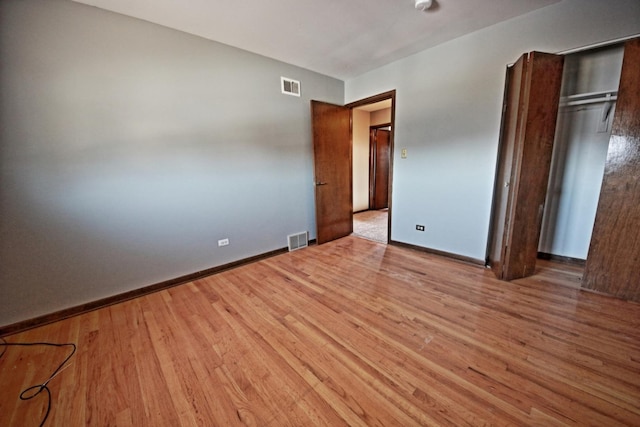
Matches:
[[583, 38, 640, 302], [311, 101, 352, 244], [369, 128, 390, 210], [487, 51, 564, 280], [487, 56, 526, 278]]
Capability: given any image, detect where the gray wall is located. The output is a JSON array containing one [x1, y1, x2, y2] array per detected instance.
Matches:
[[0, 0, 343, 327], [345, 0, 640, 261]]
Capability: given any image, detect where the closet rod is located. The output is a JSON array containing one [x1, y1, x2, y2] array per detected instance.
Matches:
[[560, 96, 617, 107], [564, 90, 617, 100], [560, 90, 617, 107]]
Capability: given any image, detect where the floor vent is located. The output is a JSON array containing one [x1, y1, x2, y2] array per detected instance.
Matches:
[[281, 77, 301, 97], [287, 231, 308, 251]]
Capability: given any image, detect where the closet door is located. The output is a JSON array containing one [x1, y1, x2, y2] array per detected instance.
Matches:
[[583, 38, 640, 301], [487, 55, 526, 278], [487, 51, 564, 280]]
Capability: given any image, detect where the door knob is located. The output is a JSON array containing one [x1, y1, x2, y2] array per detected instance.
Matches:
[[315, 181, 328, 186]]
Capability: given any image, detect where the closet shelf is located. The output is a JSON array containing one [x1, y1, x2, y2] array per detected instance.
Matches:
[[560, 90, 618, 107]]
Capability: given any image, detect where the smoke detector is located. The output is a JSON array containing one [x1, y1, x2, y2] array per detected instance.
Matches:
[[415, 0, 433, 11]]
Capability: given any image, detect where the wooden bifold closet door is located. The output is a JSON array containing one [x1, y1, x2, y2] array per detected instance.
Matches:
[[487, 51, 564, 280], [583, 38, 640, 302]]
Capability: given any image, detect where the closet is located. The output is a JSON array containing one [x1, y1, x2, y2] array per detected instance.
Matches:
[[487, 37, 640, 302], [539, 45, 624, 261]]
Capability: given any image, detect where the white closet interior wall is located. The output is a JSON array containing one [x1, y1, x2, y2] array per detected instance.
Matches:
[[539, 44, 625, 260]]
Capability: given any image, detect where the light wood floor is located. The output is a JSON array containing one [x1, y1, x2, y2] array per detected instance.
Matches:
[[1, 236, 639, 426]]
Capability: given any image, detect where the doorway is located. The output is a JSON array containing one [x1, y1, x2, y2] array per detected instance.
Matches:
[[349, 94, 394, 244], [311, 91, 395, 245]]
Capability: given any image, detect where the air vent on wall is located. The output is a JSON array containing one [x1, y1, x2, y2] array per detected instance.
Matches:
[[287, 231, 308, 251], [281, 77, 301, 97]]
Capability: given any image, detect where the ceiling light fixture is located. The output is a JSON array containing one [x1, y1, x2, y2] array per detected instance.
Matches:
[[415, 0, 433, 11]]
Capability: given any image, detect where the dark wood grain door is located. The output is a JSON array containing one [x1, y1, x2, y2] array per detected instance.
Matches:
[[487, 55, 526, 278], [311, 101, 352, 244], [487, 51, 564, 280], [583, 38, 640, 302], [369, 128, 390, 210]]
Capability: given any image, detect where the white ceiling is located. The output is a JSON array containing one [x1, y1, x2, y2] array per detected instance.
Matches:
[[72, 0, 561, 80]]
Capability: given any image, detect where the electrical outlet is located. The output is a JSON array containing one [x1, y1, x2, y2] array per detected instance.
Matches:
[[218, 238, 230, 247], [416, 225, 425, 232]]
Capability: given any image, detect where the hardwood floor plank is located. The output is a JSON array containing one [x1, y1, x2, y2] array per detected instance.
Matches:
[[209, 275, 361, 426], [259, 258, 530, 425], [268, 241, 636, 424], [1, 236, 639, 426]]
